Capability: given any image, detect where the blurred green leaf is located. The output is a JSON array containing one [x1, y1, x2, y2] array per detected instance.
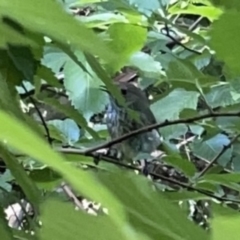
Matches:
[[107, 23, 147, 71], [151, 88, 199, 138], [41, 44, 68, 73], [0, 20, 35, 48], [8, 46, 36, 82], [210, 11, 240, 75], [0, 146, 41, 212], [163, 155, 196, 177], [36, 65, 62, 88], [165, 191, 210, 202], [211, 0, 240, 10], [39, 198, 140, 240], [0, 110, 126, 228], [98, 171, 209, 240], [29, 168, 62, 191], [79, 12, 127, 28], [167, 59, 204, 82], [0, 208, 12, 240], [212, 215, 240, 240], [0, 0, 116, 64], [169, 4, 222, 21]]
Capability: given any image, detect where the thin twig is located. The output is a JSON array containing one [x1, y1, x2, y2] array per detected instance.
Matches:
[[21, 83, 52, 145], [163, 23, 201, 55], [61, 182, 85, 210], [193, 155, 231, 174], [189, 16, 204, 31], [198, 133, 240, 178], [176, 135, 196, 149]]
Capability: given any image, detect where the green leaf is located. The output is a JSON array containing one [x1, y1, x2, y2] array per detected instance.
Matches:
[[160, 125, 188, 140], [129, 0, 161, 15], [212, 215, 240, 240], [0, 208, 12, 240], [8, 46, 36, 82], [0, 146, 41, 212], [0, 20, 35, 48], [200, 173, 240, 184], [0, 0, 116, 65], [212, 0, 240, 10], [232, 143, 240, 171], [29, 168, 62, 191], [79, 12, 127, 28], [169, 4, 222, 21], [210, 11, 240, 75], [165, 191, 210, 202], [205, 83, 239, 108], [166, 58, 210, 86], [36, 65, 62, 88], [0, 170, 13, 192], [230, 78, 240, 101], [41, 44, 68, 73], [0, 110, 126, 228], [190, 134, 232, 167], [151, 88, 200, 122], [48, 119, 80, 145], [42, 97, 99, 140], [188, 49, 211, 70], [163, 155, 196, 177], [128, 51, 163, 78], [98, 171, 209, 240], [63, 153, 94, 164], [151, 88, 199, 139], [84, 53, 125, 109], [107, 23, 147, 71], [63, 51, 109, 120], [57, 42, 90, 75], [198, 174, 240, 192], [38, 199, 130, 240]]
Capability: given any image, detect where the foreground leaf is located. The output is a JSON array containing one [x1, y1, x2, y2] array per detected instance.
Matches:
[[0, 110, 126, 228], [38, 199, 137, 240], [97, 171, 209, 240], [0, 0, 116, 64]]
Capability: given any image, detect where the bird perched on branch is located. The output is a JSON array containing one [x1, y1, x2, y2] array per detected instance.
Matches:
[[102, 82, 161, 161]]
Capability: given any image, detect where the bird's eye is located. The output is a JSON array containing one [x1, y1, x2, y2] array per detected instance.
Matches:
[[121, 88, 127, 95]]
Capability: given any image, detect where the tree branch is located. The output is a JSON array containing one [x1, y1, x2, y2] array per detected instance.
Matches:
[[163, 23, 201, 55], [81, 111, 240, 154], [58, 147, 240, 204], [21, 83, 52, 145], [197, 133, 240, 178]]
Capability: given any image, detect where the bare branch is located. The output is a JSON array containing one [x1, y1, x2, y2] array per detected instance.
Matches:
[[197, 133, 240, 178], [58, 147, 240, 204], [81, 111, 240, 154], [21, 83, 52, 145], [163, 23, 201, 55]]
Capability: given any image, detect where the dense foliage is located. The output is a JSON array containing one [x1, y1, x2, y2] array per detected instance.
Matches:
[[0, 0, 240, 239]]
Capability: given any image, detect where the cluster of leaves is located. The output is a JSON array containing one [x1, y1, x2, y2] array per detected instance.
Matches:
[[1, 0, 240, 239]]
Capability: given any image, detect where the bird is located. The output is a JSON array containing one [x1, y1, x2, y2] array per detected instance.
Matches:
[[102, 82, 161, 162]]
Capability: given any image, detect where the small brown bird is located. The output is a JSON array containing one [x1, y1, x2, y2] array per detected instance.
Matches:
[[103, 82, 161, 161]]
